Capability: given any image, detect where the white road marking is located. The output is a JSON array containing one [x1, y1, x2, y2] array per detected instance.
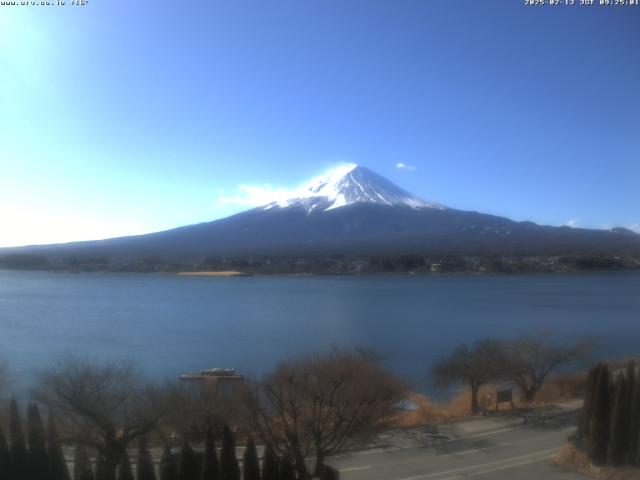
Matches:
[[334, 419, 577, 459], [338, 466, 373, 472], [442, 442, 510, 457], [460, 426, 524, 440], [333, 446, 410, 457], [334, 424, 574, 459], [467, 454, 555, 477], [436, 454, 555, 479], [440, 426, 573, 458], [394, 447, 559, 480]]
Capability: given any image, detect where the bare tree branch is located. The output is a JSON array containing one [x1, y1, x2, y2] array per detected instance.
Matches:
[[242, 349, 406, 480], [501, 332, 594, 402], [430, 338, 504, 415], [32, 355, 167, 480]]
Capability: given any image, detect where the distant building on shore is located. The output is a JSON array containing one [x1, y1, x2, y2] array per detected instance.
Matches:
[[180, 368, 245, 396]]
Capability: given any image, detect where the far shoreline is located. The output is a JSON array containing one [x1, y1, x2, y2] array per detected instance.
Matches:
[[2, 268, 640, 279], [1, 253, 640, 277], [176, 271, 251, 277]]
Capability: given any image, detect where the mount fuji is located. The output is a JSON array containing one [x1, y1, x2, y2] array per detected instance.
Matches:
[[260, 164, 444, 213], [2, 165, 639, 265]]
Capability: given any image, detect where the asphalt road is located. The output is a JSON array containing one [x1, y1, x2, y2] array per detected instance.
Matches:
[[327, 406, 586, 480]]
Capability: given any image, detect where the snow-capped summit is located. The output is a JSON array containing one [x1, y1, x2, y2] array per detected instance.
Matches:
[[263, 164, 445, 214]]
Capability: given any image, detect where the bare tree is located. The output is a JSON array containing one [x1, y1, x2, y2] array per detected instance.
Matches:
[[158, 380, 240, 442], [431, 339, 504, 415], [502, 332, 593, 402], [243, 349, 406, 480], [33, 355, 167, 480]]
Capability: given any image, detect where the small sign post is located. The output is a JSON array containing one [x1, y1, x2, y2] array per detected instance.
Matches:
[[495, 389, 514, 410]]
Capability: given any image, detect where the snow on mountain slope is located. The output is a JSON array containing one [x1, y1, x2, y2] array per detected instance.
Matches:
[[263, 164, 445, 214]]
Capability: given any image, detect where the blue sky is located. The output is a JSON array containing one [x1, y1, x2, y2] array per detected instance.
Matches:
[[1, 0, 638, 246]]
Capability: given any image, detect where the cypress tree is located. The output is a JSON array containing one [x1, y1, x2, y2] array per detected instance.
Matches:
[[160, 446, 178, 480], [588, 363, 611, 465], [220, 425, 240, 480], [95, 454, 109, 480], [201, 429, 219, 480], [0, 425, 11, 480], [74, 444, 95, 480], [178, 440, 200, 480], [48, 412, 71, 480], [627, 361, 637, 412], [28, 403, 50, 480], [278, 456, 295, 480], [578, 364, 600, 438], [628, 363, 640, 465], [137, 438, 157, 480], [242, 437, 260, 480], [324, 466, 340, 480], [117, 451, 135, 480], [608, 373, 630, 466], [261, 444, 279, 480], [10, 398, 30, 480]]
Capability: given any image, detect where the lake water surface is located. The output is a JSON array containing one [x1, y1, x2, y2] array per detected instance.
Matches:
[[1, 270, 639, 390]]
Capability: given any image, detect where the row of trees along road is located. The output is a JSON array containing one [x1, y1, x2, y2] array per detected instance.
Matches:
[[576, 361, 640, 467], [0, 349, 404, 480], [431, 332, 593, 414], [0, 400, 69, 480], [0, 399, 333, 480]]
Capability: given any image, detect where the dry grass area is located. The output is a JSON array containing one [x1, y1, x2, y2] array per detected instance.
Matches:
[[535, 372, 588, 404], [177, 271, 249, 276], [394, 373, 591, 428], [555, 443, 640, 480], [396, 358, 640, 428], [393, 386, 504, 427]]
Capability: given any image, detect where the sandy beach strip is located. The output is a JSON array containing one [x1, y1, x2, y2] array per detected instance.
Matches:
[[177, 271, 249, 277]]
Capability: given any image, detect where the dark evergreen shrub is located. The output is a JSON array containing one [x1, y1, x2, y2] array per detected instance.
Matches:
[[117, 451, 135, 480], [220, 425, 240, 480], [160, 446, 179, 480], [627, 362, 640, 465], [95, 454, 109, 480], [10, 398, 30, 480], [577, 364, 600, 438], [607, 373, 630, 466], [278, 456, 295, 480], [179, 440, 200, 480], [324, 466, 340, 480], [242, 437, 260, 480], [261, 444, 279, 480], [74, 443, 95, 480], [201, 429, 219, 480], [588, 363, 611, 465], [137, 438, 157, 480], [28, 403, 50, 480], [0, 425, 11, 480], [48, 412, 71, 480]]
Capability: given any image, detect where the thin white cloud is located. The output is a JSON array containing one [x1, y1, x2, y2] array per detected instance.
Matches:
[[396, 162, 416, 171], [217, 184, 295, 207], [564, 219, 579, 228], [626, 223, 640, 233], [217, 163, 358, 208]]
